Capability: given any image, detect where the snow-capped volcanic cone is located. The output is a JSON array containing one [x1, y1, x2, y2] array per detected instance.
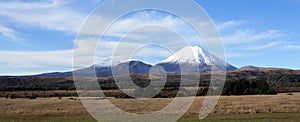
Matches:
[[156, 46, 237, 73]]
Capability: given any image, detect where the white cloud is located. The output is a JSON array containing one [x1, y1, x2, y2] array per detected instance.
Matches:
[[0, 50, 73, 68], [0, 0, 87, 33], [222, 29, 283, 44], [283, 45, 300, 50], [214, 21, 289, 59], [217, 20, 244, 31], [103, 11, 195, 37], [225, 52, 264, 58], [0, 25, 20, 41], [245, 42, 283, 50]]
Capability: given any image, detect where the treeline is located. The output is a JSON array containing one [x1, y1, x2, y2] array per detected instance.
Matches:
[[0, 75, 206, 91], [0, 77, 75, 91], [222, 77, 277, 95], [1, 70, 300, 98], [0, 91, 78, 99]]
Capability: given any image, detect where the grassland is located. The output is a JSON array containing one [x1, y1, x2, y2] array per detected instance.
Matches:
[[179, 113, 300, 122], [0, 113, 299, 122], [0, 93, 299, 121]]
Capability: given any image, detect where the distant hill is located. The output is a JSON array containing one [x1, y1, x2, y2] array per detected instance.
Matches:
[[238, 65, 265, 71], [35, 71, 73, 77], [238, 65, 294, 72]]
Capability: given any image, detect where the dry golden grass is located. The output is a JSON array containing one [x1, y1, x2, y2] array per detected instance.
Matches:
[[0, 93, 300, 116], [112, 92, 300, 115]]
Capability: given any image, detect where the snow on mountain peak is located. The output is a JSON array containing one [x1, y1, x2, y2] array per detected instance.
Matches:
[[160, 46, 216, 65]]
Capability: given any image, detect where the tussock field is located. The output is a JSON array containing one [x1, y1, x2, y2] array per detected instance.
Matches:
[[0, 93, 299, 121]]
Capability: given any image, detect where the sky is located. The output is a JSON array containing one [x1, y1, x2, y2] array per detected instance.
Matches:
[[0, 0, 299, 75]]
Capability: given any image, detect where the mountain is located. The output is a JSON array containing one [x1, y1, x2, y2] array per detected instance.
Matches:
[[111, 60, 152, 76], [156, 46, 237, 73], [36, 61, 152, 77], [34, 46, 237, 77]]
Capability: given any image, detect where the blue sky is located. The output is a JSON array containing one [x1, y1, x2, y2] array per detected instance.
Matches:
[[0, 0, 299, 75]]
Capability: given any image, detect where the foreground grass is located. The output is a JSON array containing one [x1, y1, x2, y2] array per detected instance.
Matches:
[[0, 115, 96, 122], [179, 113, 300, 122], [0, 113, 299, 122]]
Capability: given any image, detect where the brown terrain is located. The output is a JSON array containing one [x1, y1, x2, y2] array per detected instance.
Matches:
[[1, 92, 299, 116]]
